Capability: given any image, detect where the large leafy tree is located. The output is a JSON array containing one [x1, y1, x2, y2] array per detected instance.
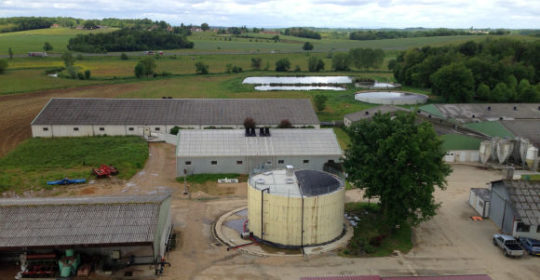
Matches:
[[430, 63, 475, 102], [344, 112, 451, 232]]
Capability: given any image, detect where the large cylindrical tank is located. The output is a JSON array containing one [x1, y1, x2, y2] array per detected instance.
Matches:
[[247, 168, 345, 247]]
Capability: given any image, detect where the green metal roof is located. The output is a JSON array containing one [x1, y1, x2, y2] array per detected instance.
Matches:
[[419, 104, 445, 119], [440, 134, 482, 152], [464, 121, 514, 138]]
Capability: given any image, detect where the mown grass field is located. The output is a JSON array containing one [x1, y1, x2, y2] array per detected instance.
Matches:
[[0, 27, 118, 54], [0, 136, 148, 193]]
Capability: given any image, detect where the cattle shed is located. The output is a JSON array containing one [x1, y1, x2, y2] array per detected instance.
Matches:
[[489, 180, 540, 240], [31, 98, 320, 137], [176, 128, 342, 175], [0, 194, 173, 277]]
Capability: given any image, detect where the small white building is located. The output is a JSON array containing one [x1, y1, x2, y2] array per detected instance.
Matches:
[[176, 129, 343, 175], [469, 188, 491, 218], [31, 98, 320, 137]]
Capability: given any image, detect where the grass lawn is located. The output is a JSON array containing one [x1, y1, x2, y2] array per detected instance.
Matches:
[[333, 127, 351, 150], [0, 136, 148, 193], [342, 202, 413, 257], [0, 69, 104, 95], [0, 27, 117, 54]]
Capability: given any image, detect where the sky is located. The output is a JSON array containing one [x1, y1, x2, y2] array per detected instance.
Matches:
[[1, 0, 539, 29]]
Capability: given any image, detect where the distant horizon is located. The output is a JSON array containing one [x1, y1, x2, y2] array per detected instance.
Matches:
[[1, 0, 538, 29]]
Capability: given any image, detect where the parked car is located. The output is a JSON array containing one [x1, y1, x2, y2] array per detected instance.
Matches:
[[518, 237, 540, 256], [492, 234, 524, 257], [143, 51, 155, 55]]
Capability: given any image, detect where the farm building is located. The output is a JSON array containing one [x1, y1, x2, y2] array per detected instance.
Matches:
[[469, 188, 491, 218], [176, 128, 342, 175], [343, 105, 410, 127], [418, 103, 540, 122], [247, 167, 345, 247], [0, 194, 173, 277], [31, 98, 320, 137], [489, 180, 540, 240], [441, 134, 481, 163]]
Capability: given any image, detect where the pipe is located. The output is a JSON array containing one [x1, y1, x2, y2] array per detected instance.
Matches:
[[243, 219, 249, 233], [260, 187, 270, 240]]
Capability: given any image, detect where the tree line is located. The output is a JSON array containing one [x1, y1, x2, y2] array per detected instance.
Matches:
[[389, 38, 540, 102], [283, 28, 321, 39], [0, 17, 54, 33], [67, 28, 193, 53], [349, 28, 509, 41]]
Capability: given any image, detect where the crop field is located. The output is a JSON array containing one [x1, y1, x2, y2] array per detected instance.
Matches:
[[0, 136, 148, 193], [0, 27, 117, 54]]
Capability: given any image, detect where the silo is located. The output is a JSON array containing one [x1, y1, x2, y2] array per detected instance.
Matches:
[[247, 167, 345, 248]]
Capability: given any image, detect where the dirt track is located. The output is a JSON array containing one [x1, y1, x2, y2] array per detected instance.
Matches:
[[0, 83, 142, 157]]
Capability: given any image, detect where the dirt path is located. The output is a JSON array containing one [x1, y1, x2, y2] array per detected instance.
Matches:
[[0, 83, 142, 157]]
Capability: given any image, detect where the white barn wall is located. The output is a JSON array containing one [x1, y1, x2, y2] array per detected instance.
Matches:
[[177, 155, 340, 175], [444, 150, 480, 163]]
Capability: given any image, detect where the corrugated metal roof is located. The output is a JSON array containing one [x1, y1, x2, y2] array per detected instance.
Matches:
[[344, 105, 410, 123], [463, 121, 514, 138], [471, 188, 491, 202], [177, 129, 342, 157], [440, 134, 482, 151], [503, 180, 540, 225], [31, 98, 320, 126], [501, 120, 540, 147], [0, 194, 170, 248], [430, 104, 540, 122]]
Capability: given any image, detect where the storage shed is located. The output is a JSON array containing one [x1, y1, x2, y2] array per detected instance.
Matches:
[[176, 128, 342, 175], [31, 98, 320, 137], [489, 180, 540, 239], [0, 194, 173, 275], [247, 167, 345, 247], [469, 188, 491, 218]]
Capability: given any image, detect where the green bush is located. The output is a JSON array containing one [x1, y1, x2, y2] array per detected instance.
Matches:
[[120, 53, 129, 60]]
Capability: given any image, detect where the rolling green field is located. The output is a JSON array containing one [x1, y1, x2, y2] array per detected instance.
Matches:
[[0, 27, 118, 54], [0, 136, 148, 193]]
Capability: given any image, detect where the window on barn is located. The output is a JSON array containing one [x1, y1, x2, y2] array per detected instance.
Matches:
[[303, 160, 309, 164], [236, 161, 243, 165], [537, 226, 540, 233], [43, 127, 49, 131], [517, 222, 530, 233], [128, 127, 134, 131], [155, 127, 160, 131], [211, 161, 217, 165], [278, 160, 284, 164], [185, 161, 191, 165], [73, 127, 79, 131], [99, 127, 105, 131]]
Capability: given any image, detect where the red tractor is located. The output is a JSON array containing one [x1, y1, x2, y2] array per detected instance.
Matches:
[[92, 164, 119, 178]]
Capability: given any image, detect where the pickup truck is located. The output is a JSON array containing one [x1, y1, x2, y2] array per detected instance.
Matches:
[[518, 237, 540, 256], [492, 234, 524, 257]]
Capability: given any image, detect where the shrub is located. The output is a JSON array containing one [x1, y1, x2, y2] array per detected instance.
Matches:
[[84, 70, 91, 79], [170, 126, 180, 135], [77, 72, 84, 80], [0, 59, 7, 74], [278, 119, 293, 128], [243, 117, 256, 129], [275, 58, 290, 72], [120, 53, 129, 60], [303, 42, 314, 51], [251, 57, 262, 70], [195, 62, 209, 74]]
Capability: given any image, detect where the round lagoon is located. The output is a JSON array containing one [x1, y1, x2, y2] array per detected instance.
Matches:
[[243, 76, 352, 85], [355, 91, 428, 105]]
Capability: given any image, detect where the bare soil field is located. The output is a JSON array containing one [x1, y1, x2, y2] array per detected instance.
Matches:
[[0, 83, 142, 157]]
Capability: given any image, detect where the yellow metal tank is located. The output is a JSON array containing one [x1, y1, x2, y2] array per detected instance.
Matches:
[[247, 167, 345, 247]]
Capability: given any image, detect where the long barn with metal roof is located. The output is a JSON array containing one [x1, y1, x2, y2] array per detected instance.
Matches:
[[176, 128, 342, 175], [31, 98, 320, 137]]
